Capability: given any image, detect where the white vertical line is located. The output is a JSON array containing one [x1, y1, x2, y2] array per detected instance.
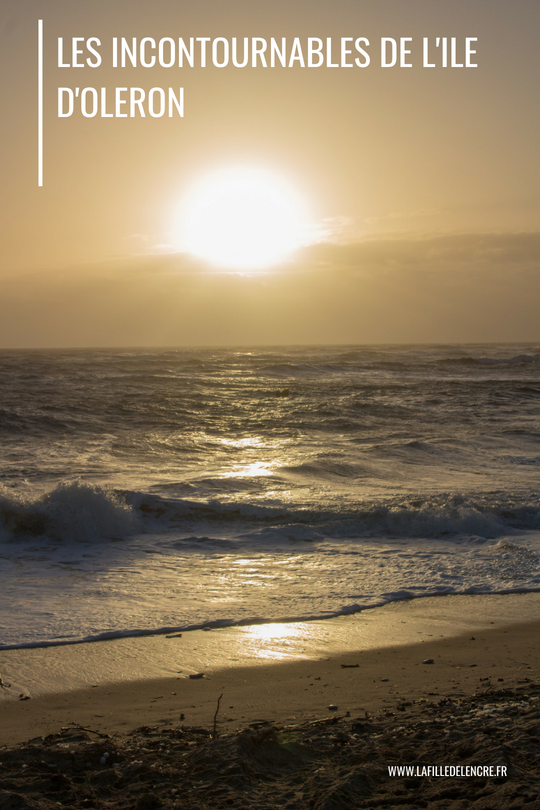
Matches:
[[38, 19, 43, 187]]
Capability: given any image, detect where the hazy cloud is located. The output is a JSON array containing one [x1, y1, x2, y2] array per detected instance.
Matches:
[[1, 232, 539, 348], [364, 209, 441, 226]]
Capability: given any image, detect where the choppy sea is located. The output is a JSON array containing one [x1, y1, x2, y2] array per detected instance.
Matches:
[[1, 344, 539, 649]]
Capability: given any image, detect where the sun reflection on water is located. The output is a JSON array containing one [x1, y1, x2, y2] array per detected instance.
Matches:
[[218, 437, 266, 449], [221, 460, 278, 478]]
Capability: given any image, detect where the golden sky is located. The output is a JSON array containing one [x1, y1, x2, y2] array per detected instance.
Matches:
[[1, 0, 539, 347]]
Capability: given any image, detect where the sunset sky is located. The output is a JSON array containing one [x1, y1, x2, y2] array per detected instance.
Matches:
[[1, 0, 539, 347]]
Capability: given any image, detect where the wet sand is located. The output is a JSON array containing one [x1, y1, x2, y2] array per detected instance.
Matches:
[[1, 617, 539, 745], [2, 592, 540, 700]]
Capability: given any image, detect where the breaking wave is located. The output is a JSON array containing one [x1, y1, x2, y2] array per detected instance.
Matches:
[[0, 481, 139, 542]]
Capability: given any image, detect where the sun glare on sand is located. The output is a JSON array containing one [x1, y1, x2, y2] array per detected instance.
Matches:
[[177, 167, 310, 270]]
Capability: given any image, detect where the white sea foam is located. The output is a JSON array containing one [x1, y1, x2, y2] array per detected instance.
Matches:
[[0, 481, 138, 543], [133, 490, 540, 540]]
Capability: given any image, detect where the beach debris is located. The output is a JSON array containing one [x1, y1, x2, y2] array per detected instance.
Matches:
[[340, 664, 359, 668], [1, 682, 538, 809], [212, 692, 224, 739], [327, 704, 338, 711], [18, 694, 31, 700], [0, 676, 12, 689], [422, 658, 434, 664], [64, 722, 110, 738], [189, 672, 205, 679], [396, 702, 412, 711], [381, 678, 389, 682], [134, 791, 162, 809]]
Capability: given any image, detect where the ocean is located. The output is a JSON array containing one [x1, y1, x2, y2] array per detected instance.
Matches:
[[1, 344, 539, 650]]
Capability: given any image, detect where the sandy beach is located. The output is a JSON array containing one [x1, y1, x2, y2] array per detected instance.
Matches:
[[1, 594, 539, 808]]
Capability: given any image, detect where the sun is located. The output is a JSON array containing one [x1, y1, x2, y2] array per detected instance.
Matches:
[[176, 167, 310, 270]]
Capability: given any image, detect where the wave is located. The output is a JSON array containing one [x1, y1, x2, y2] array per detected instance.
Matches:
[[2, 480, 540, 545], [0, 481, 139, 542], [2, 584, 539, 651], [443, 353, 540, 368], [347, 498, 540, 539], [133, 490, 540, 540], [283, 460, 371, 480]]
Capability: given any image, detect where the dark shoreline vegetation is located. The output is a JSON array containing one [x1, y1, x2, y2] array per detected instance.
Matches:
[[1, 681, 538, 810]]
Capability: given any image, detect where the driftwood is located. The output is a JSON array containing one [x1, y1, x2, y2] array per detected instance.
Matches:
[[212, 693, 224, 739], [63, 722, 110, 739]]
